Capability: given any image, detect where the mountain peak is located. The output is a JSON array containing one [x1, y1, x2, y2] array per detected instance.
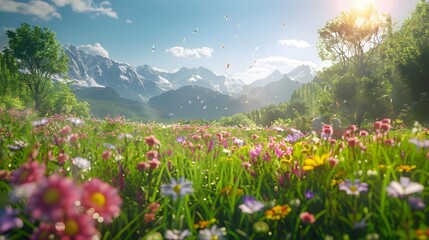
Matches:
[[287, 64, 317, 83]]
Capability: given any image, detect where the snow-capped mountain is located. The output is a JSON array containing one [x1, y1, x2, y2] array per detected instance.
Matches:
[[61, 45, 165, 101], [161, 67, 246, 96], [287, 64, 318, 83]]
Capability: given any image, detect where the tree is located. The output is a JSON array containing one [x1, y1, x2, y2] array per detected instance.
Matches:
[[6, 23, 68, 112], [384, 1, 429, 123], [317, 3, 393, 127]]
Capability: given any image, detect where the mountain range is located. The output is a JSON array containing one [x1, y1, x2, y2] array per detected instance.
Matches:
[[57, 44, 317, 119]]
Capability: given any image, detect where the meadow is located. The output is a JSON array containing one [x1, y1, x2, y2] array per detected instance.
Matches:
[[0, 108, 428, 240]]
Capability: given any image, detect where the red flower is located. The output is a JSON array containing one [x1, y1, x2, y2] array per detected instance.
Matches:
[[144, 135, 160, 147], [10, 161, 45, 186]]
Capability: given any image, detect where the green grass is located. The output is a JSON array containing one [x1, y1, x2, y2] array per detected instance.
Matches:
[[0, 108, 428, 239]]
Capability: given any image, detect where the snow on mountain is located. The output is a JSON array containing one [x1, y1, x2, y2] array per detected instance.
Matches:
[[287, 65, 318, 83], [62, 45, 164, 102], [164, 67, 245, 96]]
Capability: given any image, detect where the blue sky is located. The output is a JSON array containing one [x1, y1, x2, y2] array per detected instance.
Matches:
[[0, 0, 420, 83]]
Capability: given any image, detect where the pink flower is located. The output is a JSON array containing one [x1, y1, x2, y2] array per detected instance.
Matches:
[[67, 133, 79, 143], [347, 137, 360, 147], [30, 222, 56, 240], [300, 212, 315, 224], [144, 213, 156, 223], [328, 157, 339, 167], [137, 162, 150, 171], [28, 175, 81, 221], [57, 153, 69, 165], [148, 158, 161, 169], [10, 161, 45, 186], [145, 135, 160, 147], [147, 202, 160, 213], [146, 150, 159, 160], [59, 126, 72, 136], [55, 213, 98, 239], [101, 150, 112, 161], [359, 130, 369, 137], [81, 178, 122, 223]]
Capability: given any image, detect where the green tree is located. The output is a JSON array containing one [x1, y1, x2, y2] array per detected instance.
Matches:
[[6, 23, 68, 112], [384, 1, 429, 123], [317, 3, 393, 127]]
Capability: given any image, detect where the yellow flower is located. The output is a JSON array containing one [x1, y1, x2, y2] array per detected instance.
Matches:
[[303, 154, 330, 171], [397, 165, 416, 172], [194, 218, 217, 230], [280, 154, 293, 170], [264, 205, 291, 221], [300, 142, 313, 156], [331, 179, 344, 186]]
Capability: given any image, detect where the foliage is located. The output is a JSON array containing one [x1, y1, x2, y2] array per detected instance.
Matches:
[[317, 3, 393, 127], [383, 0, 429, 124], [0, 111, 428, 239], [6, 23, 68, 112], [218, 113, 256, 127]]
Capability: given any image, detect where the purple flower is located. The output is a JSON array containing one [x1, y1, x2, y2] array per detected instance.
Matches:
[[339, 179, 368, 195], [387, 177, 424, 198], [165, 229, 191, 240], [408, 196, 426, 211], [305, 189, 315, 199], [198, 225, 226, 240], [408, 138, 429, 151], [176, 136, 186, 143], [0, 207, 23, 233], [161, 177, 193, 200], [239, 196, 264, 214]]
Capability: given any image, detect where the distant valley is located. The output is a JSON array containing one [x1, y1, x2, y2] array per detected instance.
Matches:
[[57, 45, 317, 120]]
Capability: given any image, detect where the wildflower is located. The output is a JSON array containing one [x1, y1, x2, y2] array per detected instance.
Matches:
[[233, 138, 244, 146], [68, 117, 84, 126], [339, 179, 368, 195], [408, 138, 429, 151], [144, 213, 156, 223], [387, 177, 424, 198], [161, 177, 193, 200], [321, 125, 333, 140], [300, 212, 315, 224], [55, 213, 97, 239], [285, 132, 303, 143], [347, 137, 360, 147], [165, 229, 191, 240], [176, 136, 186, 143], [7, 140, 28, 151], [101, 150, 112, 161], [59, 126, 72, 136], [0, 206, 23, 233], [303, 154, 329, 171], [146, 150, 159, 160], [9, 161, 45, 186], [118, 133, 133, 140], [30, 223, 56, 240], [367, 169, 377, 176], [396, 165, 416, 173], [194, 218, 217, 230], [147, 202, 160, 213], [408, 196, 426, 211], [300, 142, 313, 155], [145, 135, 160, 147], [305, 189, 315, 199], [264, 204, 291, 221], [28, 174, 81, 221], [32, 118, 48, 127], [71, 157, 91, 170], [148, 158, 161, 169], [103, 143, 116, 149], [198, 225, 226, 240], [81, 178, 122, 223], [328, 156, 339, 168], [57, 153, 69, 164], [359, 130, 369, 137], [219, 186, 243, 196], [239, 196, 264, 214]]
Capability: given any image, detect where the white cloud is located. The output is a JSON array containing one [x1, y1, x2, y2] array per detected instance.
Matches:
[[126, 19, 132, 24], [76, 43, 109, 58], [166, 46, 214, 58], [278, 39, 311, 48], [234, 56, 316, 84], [51, 0, 118, 19], [0, 0, 60, 20]]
